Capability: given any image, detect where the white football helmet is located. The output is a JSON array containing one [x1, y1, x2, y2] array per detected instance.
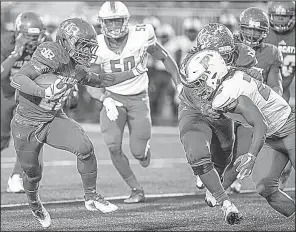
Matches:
[[98, 1, 130, 38], [180, 50, 228, 99]]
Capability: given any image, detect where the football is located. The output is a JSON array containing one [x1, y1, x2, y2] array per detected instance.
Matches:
[[34, 73, 67, 89]]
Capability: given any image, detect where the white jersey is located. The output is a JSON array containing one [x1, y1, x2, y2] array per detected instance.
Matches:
[[95, 24, 156, 95], [212, 71, 291, 137]]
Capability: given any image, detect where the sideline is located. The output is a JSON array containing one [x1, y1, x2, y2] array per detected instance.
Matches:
[[81, 123, 179, 135], [2, 188, 295, 209]]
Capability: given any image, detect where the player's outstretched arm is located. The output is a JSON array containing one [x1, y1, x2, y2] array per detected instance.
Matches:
[[11, 63, 46, 97], [147, 41, 181, 86], [232, 95, 268, 157], [1, 33, 29, 80], [267, 67, 283, 96], [83, 61, 148, 88]]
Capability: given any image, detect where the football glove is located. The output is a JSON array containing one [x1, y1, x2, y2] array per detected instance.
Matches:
[[174, 83, 183, 104], [201, 103, 222, 120], [64, 84, 79, 109], [234, 153, 256, 180], [103, 97, 123, 121], [44, 78, 68, 101]]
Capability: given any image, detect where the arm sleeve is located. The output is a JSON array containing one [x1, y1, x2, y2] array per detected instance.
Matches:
[[146, 24, 157, 46], [10, 63, 45, 97]]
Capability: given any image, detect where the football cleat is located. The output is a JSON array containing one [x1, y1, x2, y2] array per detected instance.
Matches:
[[230, 179, 242, 193], [221, 200, 243, 225], [205, 189, 218, 207], [195, 175, 205, 189], [85, 194, 118, 213], [139, 143, 151, 168], [30, 197, 51, 228], [124, 188, 145, 204], [6, 174, 25, 193]]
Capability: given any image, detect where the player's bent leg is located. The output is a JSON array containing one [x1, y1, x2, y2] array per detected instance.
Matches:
[[10, 114, 50, 228], [222, 125, 253, 192], [252, 145, 295, 218], [179, 113, 242, 225], [46, 114, 117, 213], [101, 95, 144, 203], [127, 92, 152, 168]]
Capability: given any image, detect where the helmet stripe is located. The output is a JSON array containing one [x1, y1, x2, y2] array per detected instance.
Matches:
[[110, 1, 116, 13]]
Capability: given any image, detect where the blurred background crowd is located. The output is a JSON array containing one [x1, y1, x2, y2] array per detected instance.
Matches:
[[1, 1, 294, 126]]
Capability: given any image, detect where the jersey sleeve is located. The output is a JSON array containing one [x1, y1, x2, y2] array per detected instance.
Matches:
[[29, 42, 70, 74], [212, 80, 240, 112], [234, 43, 257, 68], [269, 44, 283, 70], [146, 23, 157, 46]]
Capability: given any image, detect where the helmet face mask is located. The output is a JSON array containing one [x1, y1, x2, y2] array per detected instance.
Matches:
[[240, 26, 268, 47], [56, 18, 98, 67], [101, 17, 129, 39], [239, 7, 269, 48], [98, 1, 130, 39], [14, 11, 45, 54], [268, 1, 295, 33]]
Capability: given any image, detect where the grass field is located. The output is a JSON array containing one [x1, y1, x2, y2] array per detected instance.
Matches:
[[1, 125, 295, 231]]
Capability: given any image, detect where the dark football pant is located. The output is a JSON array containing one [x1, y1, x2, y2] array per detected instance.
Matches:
[[100, 91, 151, 190], [178, 102, 234, 204], [178, 103, 234, 177], [10, 111, 97, 193], [1, 92, 23, 176]]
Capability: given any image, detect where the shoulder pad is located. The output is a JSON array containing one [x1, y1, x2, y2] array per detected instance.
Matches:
[[212, 84, 238, 112], [1, 30, 15, 61], [234, 43, 257, 68], [31, 42, 70, 71]]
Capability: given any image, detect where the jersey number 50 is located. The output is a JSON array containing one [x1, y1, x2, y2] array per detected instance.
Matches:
[[110, 56, 136, 72]]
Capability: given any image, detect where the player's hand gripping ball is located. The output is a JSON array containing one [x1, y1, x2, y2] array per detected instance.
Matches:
[[34, 73, 70, 100]]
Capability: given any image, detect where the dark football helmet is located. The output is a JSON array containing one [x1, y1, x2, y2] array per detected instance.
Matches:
[[268, 1, 295, 33], [239, 7, 269, 48], [14, 11, 45, 54], [56, 17, 98, 67], [197, 23, 235, 65]]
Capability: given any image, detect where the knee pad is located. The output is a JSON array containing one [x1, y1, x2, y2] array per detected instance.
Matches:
[[22, 164, 43, 184], [76, 141, 94, 161], [109, 146, 122, 157], [1, 135, 11, 151], [77, 150, 97, 173], [191, 158, 214, 176], [256, 178, 278, 198]]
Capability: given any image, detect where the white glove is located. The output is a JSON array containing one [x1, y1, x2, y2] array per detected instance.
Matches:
[[174, 83, 183, 104], [132, 52, 148, 76], [234, 153, 256, 180], [44, 78, 68, 100], [103, 97, 123, 121]]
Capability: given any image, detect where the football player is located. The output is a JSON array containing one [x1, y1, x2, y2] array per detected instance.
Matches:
[[86, 1, 181, 204], [1, 11, 52, 193], [265, 1, 295, 191], [10, 17, 147, 228], [184, 49, 295, 221], [222, 7, 284, 194], [175, 18, 202, 68], [178, 23, 263, 225]]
